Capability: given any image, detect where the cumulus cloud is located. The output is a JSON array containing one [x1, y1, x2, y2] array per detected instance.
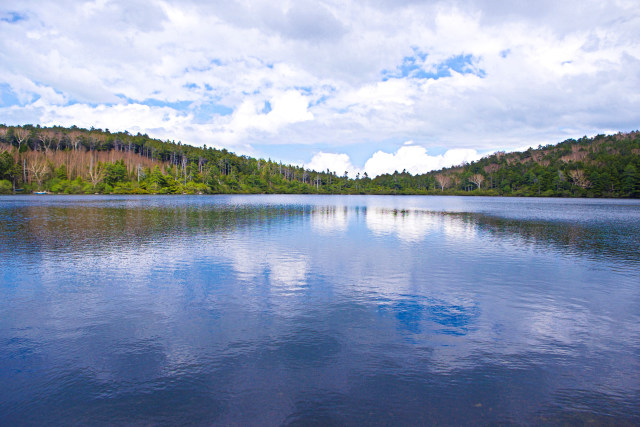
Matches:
[[227, 90, 313, 136], [1, 0, 639, 168], [307, 143, 483, 177], [364, 143, 482, 177], [37, 102, 194, 137], [307, 152, 359, 177]]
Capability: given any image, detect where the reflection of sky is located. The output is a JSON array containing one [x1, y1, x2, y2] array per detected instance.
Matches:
[[311, 206, 350, 234], [365, 208, 436, 242], [364, 207, 480, 243], [1, 195, 640, 424]]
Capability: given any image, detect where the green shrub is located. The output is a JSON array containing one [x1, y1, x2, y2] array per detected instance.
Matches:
[[0, 179, 12, 194]]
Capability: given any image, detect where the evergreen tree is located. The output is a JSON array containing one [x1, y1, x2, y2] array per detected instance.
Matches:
[[622, 164, 639, 197]]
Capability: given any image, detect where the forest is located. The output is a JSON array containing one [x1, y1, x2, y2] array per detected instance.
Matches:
[[0, 124, 639, 197]]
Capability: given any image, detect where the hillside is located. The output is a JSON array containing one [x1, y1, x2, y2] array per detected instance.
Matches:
[[379, 132, 640, 198], [0, 124, 638, 197]]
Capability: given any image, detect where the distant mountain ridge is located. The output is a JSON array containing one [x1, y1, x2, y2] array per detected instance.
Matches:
[[0, 124, 638, 197]]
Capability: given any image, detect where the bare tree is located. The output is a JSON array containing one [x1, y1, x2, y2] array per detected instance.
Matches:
[[26, 153, 48, 188], [483, 163, 500, 189], [14, 128, 30, 150], [38, 130, 56, 153], [561, 145, 588, 163], [182, 155, 188, 184], [53, 131, 64, 151], [87, 154, 106, 187], [469, 173, 485, 189], [69, 131, 83, 151], [483, 164, 499, 174], [435, 174, 452, 191], [568, 169, 591, 189]]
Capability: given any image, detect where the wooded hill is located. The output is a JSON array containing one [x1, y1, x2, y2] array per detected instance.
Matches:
[[0, 124, 639, 197]]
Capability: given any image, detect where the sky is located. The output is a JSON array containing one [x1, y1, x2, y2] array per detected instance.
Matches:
[[1, 0, 639, 177]]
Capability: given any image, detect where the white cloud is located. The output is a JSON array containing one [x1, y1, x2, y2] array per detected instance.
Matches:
[[363, 144, 482, 177], [1, 0, 639, 168], [306, 152, 359, 177], [306, 144, 483, 177], [36, 103, 194, 137], [347, 79, 414, 109], [227, 90, 313, 136]]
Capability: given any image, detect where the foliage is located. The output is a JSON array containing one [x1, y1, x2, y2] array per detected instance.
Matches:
[[0, 179, 12, 194], [0, 123, 638, 198]]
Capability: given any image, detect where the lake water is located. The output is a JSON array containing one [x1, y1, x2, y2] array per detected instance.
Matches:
[[1, 195, 639, 425]]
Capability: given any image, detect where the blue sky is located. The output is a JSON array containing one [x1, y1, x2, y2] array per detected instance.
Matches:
[[1, 0, 639, 176]]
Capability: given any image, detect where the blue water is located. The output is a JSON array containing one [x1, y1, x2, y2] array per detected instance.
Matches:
[[1, 195, 639, 425]]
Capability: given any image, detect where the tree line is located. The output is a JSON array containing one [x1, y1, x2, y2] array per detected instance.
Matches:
[[0, 124, 638, 197], [416, 132, 640, 198]]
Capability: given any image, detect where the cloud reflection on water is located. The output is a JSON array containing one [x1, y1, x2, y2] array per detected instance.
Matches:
[[311, 205, 350, 234], [1, 196, 639, 425]]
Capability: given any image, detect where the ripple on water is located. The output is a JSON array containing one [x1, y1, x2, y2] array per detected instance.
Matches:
[[1, 195, 639, 425]]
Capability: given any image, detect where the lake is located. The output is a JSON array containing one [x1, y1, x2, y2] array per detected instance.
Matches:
[[1, 195, 639, 425]]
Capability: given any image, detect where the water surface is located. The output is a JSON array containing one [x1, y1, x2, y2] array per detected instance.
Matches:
[[1, 195, 639, 425]]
